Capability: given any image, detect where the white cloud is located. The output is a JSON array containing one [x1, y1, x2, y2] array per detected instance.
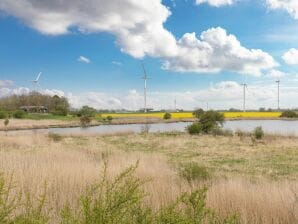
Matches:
[[78, 56, 91, 64], [0, 80, 13, 87], [112, 61, 123, 66], [0, 0, 276, 76], [282, 48, 298, 65], [195, 0, 235, 7], [267, 0, 298, 19], [163, 28, 277, 76], [266, 69, 286, 78]]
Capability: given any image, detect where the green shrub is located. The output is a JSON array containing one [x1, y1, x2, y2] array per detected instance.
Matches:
[[280, 110, 298, 118], [179, 162, 210, 183], [77, 106, 97, 118], [187, 122, 202, 135], [163, 112, 172, 120], [61, 162, 151, 224], [253, 126, 264, 140], [192, 108, 205, 119], [0, 172, 48, 224], [4, 119, 9, 127], [0, 111, 8, 119], [51, 105, 68, 116], [48, 133, 63, 142], [199, 111, 224, 134], [80, 116, 92, 127], [13, 110, 26, 119], [107, 116, 113, 121]]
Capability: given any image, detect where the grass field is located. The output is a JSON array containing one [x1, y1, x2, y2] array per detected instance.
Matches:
[[0, 132, 297, 223], [101, 111, 282, 119]]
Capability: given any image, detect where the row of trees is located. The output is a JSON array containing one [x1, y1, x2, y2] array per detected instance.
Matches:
[[0, 92, 70, 116]]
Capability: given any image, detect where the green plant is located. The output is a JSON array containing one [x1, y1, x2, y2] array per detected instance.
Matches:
[[78, 106, 97, 118], [179, 162, 210, 183], [13, 110, 26, 119], [163, 112, 172, 120], [48, 133, 63, 142], [80, 116, 92, 127], [187, 122, 202, 135], [253, 126, 264, 140], [61, 161, 151, 224], [0, 111, 8, 119], [107, 116, 113, 122], [199, 111, 224, 134], [51, 105, 68, 116], [193, 108, 204, 119], [280, 110, 298, 118]]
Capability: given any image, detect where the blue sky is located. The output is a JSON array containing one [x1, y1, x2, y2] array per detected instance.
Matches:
[[0, 0, 298, 110]]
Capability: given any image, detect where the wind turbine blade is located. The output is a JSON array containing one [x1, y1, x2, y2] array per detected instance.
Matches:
[[36, 72, 42, 81], [141, 61, 147, 77]]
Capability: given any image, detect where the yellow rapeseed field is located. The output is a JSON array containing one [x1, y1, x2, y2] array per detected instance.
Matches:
[[101, 111, 281, 119]]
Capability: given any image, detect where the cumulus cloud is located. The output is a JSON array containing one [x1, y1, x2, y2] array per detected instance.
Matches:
[[267, 0, 298, 19], [78, 56, 91, 64], [163, 28, 277, 76], [195, 0, 235, 7], [282, 48, 298, 65], [0, 0, 276, 76], [266, 69, 286, 78], [0, 80, 13, 87]]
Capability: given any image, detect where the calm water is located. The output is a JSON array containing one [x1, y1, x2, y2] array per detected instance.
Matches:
[[2, 120, 298, 136], [48, 120, 298, 136]]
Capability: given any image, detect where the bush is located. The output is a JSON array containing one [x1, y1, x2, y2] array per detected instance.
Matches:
[[0, 111, 8, 119], [280, 110, 298, 118], [80, 116, 92, 127], [4, 119, 9, 127], [192, 108, 204, 119], [107, 116, 113, 121], [51, 105, 68, 116], [253, 126, 264, 140], [199, 111, 224, 134], [187, 122, 202, 135], [163, 112, 172, 120], [179, 162, 210, 183], [13, 110, 26, 119], [77, 106, 97, 118]]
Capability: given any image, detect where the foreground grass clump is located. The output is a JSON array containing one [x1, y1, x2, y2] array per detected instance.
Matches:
[[179, 162, 210, 183], [0, 163, 237, 224]]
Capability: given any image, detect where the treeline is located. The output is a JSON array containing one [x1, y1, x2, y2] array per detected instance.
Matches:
[[0, 92, 70, 116]]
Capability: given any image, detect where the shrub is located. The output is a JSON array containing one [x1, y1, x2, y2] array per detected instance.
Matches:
[[51, 105, 68, 116], [80, 116, 92, 127], [0, 111, 8, 119], [77, 106, 97, 118], [179, 162, 210, 183], [48, 132, 63, 142], [4, 119, 9, 127], [187, 122, 202, 135], [280, 110, 298, 118], [13, 110, 26, 119], [163, 112, 172, 120], [107, 115, 113, 121], [253, 126, 264, 140], [192, 108, 204, 119], [199, 111, 224, 134]]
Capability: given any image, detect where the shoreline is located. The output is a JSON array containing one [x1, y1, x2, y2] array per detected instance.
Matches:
[[0, 117, 297, 132]]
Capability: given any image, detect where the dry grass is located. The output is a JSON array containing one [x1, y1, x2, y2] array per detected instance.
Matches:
[[0, 132, 297, 223]]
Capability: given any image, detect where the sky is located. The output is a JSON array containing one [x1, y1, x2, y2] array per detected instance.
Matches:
[[0, 0, 298, 110]]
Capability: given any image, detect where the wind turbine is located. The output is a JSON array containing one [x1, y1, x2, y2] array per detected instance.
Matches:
[[31, 72, 42, 91], [141, 62, 149, 113], [276, 80, 280, 111], [241, 83, 247, 112]]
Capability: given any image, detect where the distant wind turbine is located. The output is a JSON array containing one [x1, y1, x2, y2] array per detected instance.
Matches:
[[276, 80, 280, 110], [141, 62, 150, 113], [241, 83, 248, 112], [31, 72, 42, 91]]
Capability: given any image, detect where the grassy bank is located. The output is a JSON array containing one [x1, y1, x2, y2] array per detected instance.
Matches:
[[0, 132, 297, 223]]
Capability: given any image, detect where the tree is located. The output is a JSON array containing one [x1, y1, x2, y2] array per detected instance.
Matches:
[[192, 108, 204, 119], [163, 112, 172, 120], [78, 106, 97, 118]]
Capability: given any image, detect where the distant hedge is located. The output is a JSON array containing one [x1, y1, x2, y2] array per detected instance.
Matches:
[[280, 110, 298, 118]]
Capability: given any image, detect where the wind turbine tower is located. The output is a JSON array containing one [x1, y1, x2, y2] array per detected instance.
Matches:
[[141, 62, 149, 113], [241, 83, 247, 112], [276, 80, 280, 110]]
